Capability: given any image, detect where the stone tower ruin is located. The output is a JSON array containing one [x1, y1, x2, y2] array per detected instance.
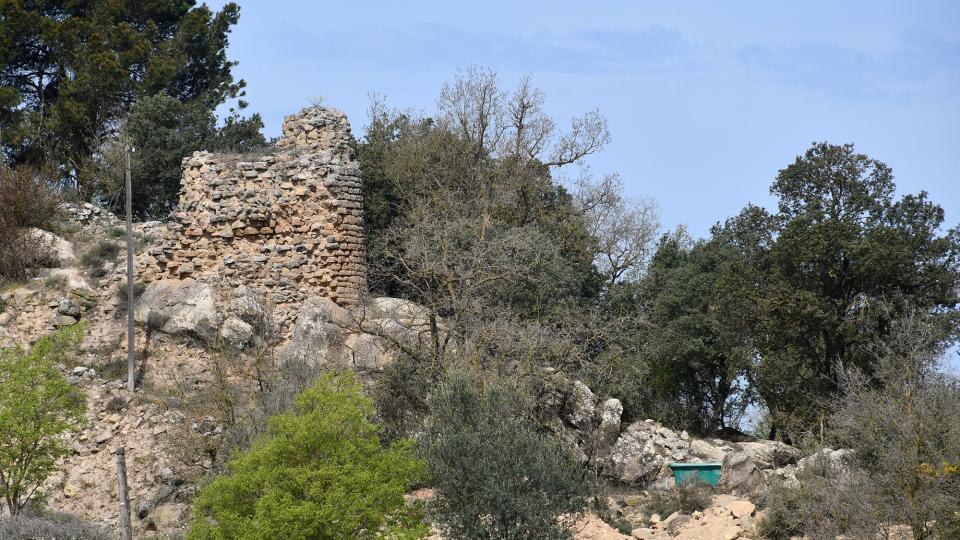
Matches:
[[139, 107, 365, 326]]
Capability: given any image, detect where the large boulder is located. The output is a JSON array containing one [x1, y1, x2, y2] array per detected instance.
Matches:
[[135, 279, 220, 341], [718, 451, 766, 495], [359, 297, 441, 354], [229, 285, 269, 327], [29, 228, 75, 266], [280, 296, 349, 368], [343, 332, 389, 371], [219, 317, 253, 350], [689, 439, 730, 461], [738, 440, 802, 468], [796, 447, 853, 473], [605, 420, 690, 484]]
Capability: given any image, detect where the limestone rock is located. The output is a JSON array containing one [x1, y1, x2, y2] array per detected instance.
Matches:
[[57, 297, 82, 318], [718, 451, 765, 494], [367, 297, 430, 324], [690, 439, 728, 461], [281, 296, 348, 368], [607, 422, 672, 484], [344, 332, 388, 371], [52, 314, 79, 327], [229, 285, 268, 326], [29, 228, 75, 266], [147, 503, 188, 532], [135, 279, 220, 341], [726, 499, 755, 518], [596, 398, 623, 456], [568, 381, 598, 428], [219, 317, 253, 349]]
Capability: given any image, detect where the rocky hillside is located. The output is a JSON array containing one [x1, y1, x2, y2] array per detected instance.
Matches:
[[0, 204, 840, 539]]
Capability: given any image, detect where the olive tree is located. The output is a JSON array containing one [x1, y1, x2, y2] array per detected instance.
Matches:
[[421, 369, 591, 539]]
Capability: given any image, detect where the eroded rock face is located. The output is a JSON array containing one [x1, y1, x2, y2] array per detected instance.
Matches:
[[718, 451, 766, 494], [137, 106, 366, 331]]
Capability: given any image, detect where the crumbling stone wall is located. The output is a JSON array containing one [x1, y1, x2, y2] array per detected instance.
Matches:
[[139, 107, 365, 327]]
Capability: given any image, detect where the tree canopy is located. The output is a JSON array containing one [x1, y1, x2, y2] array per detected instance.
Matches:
[[0, 0, 262, 211]]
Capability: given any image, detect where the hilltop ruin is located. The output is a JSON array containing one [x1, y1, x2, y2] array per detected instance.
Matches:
[[138, 107, 366, 326]]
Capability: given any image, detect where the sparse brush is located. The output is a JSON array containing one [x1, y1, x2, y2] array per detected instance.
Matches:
[[0, 166, 63, 282], [135, 233, 156, 252], [0, 512, 112, 540], [80, 240, 121, 275], [643, 479, 714, 517], [44, 274, 67, 290], [116, 280, 146, 306]]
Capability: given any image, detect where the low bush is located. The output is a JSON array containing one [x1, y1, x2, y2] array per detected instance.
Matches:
[[421, 368, 591, 539], [44, 274, 67, 290], [80, 240, 121, 275], [115, 280, 146, 308], [753, 481, 805, 539], [188, 371, 426, 539], [643, 479, 714, 517]]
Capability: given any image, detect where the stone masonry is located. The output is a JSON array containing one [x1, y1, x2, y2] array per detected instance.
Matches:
[[139, 107, 365, 326]]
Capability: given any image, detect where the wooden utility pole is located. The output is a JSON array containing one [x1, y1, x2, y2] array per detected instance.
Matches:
[[125, 146, 135, 392], [115, 447, 133, 540]]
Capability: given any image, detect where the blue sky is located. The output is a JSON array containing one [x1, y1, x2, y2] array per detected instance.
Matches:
[[208, 0, 959, 369], [209, 0, 959, 238]]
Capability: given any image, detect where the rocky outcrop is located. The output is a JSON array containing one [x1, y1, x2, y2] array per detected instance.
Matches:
[[538, 371, 801, 490], [138, 107, 365, 331], [62, 202, 123, 228], [280, 295, 443, 381]]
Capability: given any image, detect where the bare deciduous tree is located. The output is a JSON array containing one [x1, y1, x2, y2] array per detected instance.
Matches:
[[574, 171, 660, 286]]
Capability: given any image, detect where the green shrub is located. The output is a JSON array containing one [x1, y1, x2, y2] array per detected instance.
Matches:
[[0, 324, 87, 515], [108, 227, 125, 238], [80, 240, 120, 275], [134, 233, 156, 252], [611, 518, 634, 535], [643, 479, 714, 517], [421, 369, 591, 539], [188, 371, 426, 540]]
